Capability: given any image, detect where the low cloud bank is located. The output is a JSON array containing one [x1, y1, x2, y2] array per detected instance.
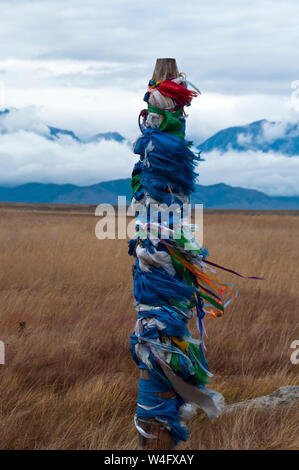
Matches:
[[0, 107, 298, 195], [199, 150, 299, 196]]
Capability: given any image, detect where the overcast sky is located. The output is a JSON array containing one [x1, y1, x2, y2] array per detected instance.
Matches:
[[0, 0, 299, 193]]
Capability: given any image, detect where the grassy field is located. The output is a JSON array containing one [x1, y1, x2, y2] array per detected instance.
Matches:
[[0, 204, 298, 450]]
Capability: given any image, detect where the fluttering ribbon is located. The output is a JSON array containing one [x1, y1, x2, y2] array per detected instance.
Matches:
[[204, 259, 265, 280], [157, 79, 198, 108]]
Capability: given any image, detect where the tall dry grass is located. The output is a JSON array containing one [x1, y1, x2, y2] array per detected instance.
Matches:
[[0, 206, 298, 449]]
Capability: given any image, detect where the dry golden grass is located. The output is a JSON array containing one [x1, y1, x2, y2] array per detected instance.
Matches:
[[0, 205, 298, 450]]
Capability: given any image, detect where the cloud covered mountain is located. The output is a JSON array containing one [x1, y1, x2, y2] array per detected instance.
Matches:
[[0, 107, 132, 187], [198, 119, 299, 155], [0, 108, 126, 144], [0, 107, 299, 198]]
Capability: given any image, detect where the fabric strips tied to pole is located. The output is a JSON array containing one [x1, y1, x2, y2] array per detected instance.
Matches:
[[129, 60, 263, 447]]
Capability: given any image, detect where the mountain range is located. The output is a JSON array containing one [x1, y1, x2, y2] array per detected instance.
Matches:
[[2, 107, 299, 154], [1, 108, 299, 208], [0, 179, 298, 209]]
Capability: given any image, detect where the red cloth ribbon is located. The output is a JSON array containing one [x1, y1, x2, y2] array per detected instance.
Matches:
[[157, 80, 198, 108]]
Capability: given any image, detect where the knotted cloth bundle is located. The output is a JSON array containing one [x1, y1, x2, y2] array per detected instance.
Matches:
[[129, 74, 262, 445]]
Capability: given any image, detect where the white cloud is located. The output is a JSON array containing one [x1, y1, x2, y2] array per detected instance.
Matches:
[[0, 124, 298, 197], [0, 106, 50, 136], [0, 0, 299, 96], [1, 0, 298, 148], [0, 107, 298, 195], [2, 87, 143, 141], [237, 133, 253, 146], [198, 150, 299, 196], [261, 121, 289, 143], [0, 0, 299, 201], [0, 129, 135, 186], [1, 88, 294, 144]]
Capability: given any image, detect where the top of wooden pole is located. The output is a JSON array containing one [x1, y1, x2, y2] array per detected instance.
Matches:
[[152, 58, 179, 83]]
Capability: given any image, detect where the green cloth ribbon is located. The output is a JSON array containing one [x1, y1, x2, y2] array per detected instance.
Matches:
[[131, 174, 141, 194], [147, 104, 185, 140]]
